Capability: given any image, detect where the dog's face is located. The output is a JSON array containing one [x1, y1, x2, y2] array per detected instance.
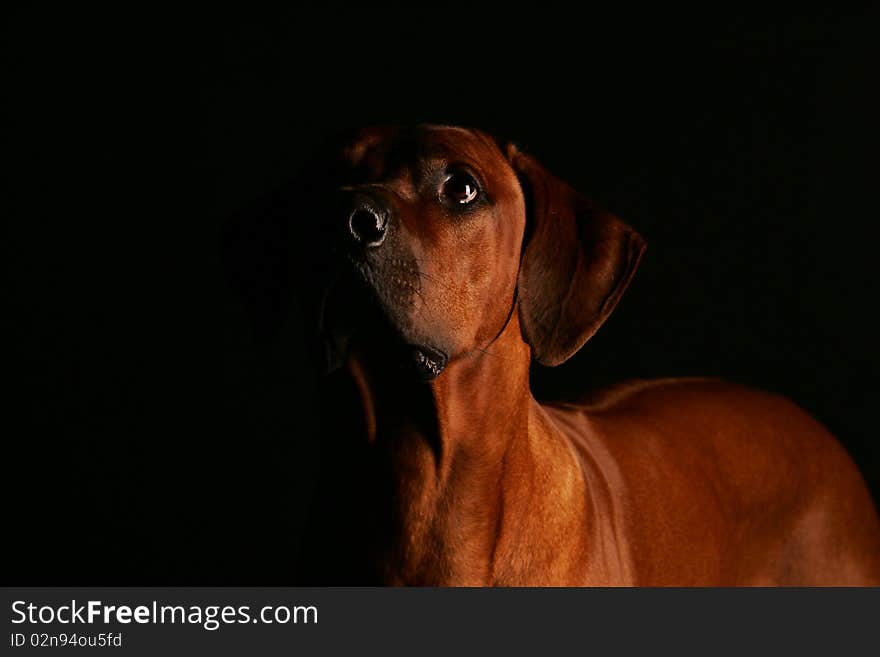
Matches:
[[316, 125, 645, 380], [329, 126, 525, 378]]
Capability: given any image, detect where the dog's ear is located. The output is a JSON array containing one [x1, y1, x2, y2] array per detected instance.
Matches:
[[507, 145, 646, 366]]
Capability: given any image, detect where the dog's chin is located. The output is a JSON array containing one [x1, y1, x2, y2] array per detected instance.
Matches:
[[318, 277, 448, 382], [322, 329, 448, 382]]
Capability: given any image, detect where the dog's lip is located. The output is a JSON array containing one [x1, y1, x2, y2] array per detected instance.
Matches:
[[411, 344, 448, 367], [407, 344, 448, 381]]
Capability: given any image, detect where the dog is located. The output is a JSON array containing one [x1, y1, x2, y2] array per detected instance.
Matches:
[[296, 124, 880, 585]]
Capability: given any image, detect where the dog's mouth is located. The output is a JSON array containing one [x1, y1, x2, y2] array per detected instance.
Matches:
[[407, 344, 448, 381], [318, 268, 448, 381]]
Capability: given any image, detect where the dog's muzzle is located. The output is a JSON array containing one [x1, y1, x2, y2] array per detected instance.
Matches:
[[331, 192, 449, 382]]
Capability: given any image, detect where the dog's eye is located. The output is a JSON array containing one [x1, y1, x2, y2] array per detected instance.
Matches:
[[442, 170, 480, 205]]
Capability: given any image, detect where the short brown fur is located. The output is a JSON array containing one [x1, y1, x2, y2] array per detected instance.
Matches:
[[310, 125, 880, 586]]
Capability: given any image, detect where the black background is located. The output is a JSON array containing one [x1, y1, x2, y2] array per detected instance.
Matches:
[[4, 7, 879, 583]]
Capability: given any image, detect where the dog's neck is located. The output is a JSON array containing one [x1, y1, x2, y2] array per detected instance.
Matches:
[[344, 311, 590, 585]]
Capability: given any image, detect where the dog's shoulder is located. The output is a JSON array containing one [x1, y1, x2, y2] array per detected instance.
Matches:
[[552, 377, 729, 412], [544, 377, 775, 420], [540, 379, 880, 584], [542, 377, 860, 503], [547, 377, 809, 424], [542, 377, 857, 477]]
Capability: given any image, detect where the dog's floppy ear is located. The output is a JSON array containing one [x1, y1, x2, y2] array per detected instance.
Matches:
[[507, 145, 646, 366]]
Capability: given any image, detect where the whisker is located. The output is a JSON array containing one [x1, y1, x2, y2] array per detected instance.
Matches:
[[473, 345, 511, 361], [411, 286, 428, 309], [405, 280, 432, 321], [415, 271, 459, 294]]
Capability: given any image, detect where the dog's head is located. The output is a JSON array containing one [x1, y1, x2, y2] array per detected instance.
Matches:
[[313, 125, 645, 379]]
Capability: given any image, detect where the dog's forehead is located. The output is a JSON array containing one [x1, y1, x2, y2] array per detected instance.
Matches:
[[341, 125, 509, 181], [417, 125, 506, 164]]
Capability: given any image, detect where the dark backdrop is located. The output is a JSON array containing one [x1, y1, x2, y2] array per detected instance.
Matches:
[[4, 7, 879, 583]]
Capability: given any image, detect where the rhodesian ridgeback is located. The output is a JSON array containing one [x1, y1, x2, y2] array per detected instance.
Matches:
[[300, 124, 880, 585]]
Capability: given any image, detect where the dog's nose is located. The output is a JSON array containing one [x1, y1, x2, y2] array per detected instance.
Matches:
[[348, 205, 388, 247]]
